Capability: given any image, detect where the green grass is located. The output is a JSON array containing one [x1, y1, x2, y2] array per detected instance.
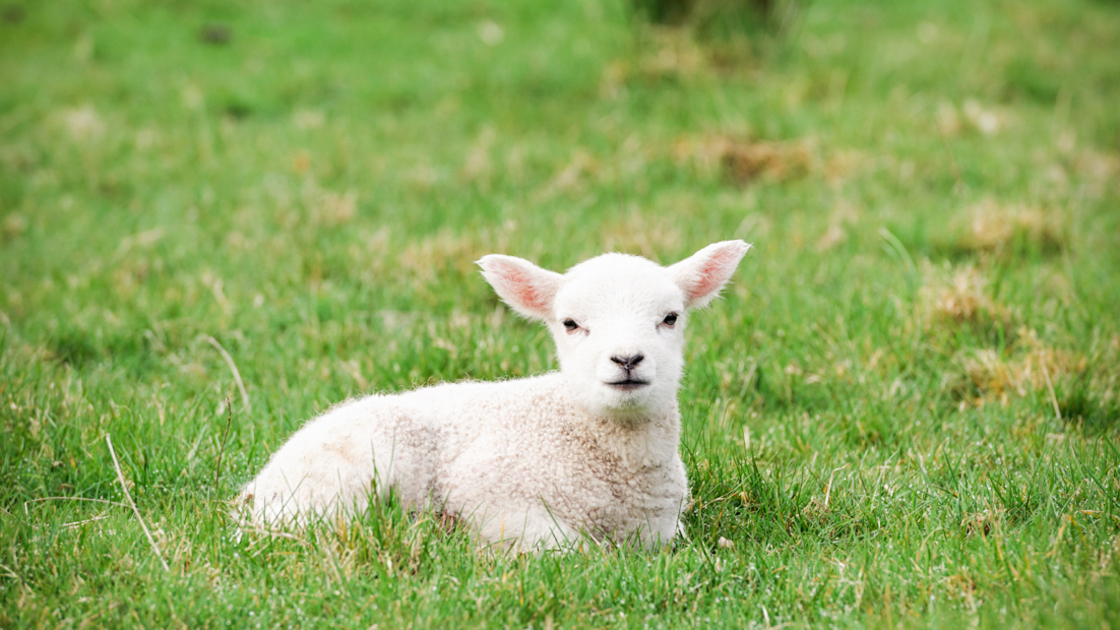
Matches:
[[2, 0, 1119, 627]]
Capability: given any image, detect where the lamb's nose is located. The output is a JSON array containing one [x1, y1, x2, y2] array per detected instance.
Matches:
[[611, 354, 644, 371]]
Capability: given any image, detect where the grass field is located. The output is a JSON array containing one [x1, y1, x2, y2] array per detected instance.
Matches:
[[3, 0, 1120, 627]]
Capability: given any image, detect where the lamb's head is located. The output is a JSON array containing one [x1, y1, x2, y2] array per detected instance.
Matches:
[[478, 240, 750, 420]]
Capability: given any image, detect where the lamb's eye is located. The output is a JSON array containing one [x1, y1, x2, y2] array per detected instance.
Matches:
[[563, 319, 579, 332], [662, 313, 678, 327]]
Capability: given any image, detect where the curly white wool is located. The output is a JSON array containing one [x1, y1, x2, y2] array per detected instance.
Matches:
[[239, 240, 750, 550]]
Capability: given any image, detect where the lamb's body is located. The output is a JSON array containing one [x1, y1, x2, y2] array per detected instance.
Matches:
[[240, 241, 748, 551], [244, 374, 687, 548]]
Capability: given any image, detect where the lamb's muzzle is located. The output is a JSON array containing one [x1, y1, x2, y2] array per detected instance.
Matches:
[[238, 240, 750, 551], [611, 353, 644, 371]]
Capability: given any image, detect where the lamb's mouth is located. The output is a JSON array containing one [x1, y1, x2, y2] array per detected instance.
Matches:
[[606, 379, 650, 391]]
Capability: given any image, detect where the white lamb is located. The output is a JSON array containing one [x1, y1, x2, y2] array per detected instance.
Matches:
[[239, 240, 749, 551]]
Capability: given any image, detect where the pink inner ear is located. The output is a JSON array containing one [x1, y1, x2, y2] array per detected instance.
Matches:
[[495, 262, 549, 313], [688, 248, 739, 302]]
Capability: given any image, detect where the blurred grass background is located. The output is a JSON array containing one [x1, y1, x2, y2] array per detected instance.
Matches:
[[2, 0, 1119, 627]]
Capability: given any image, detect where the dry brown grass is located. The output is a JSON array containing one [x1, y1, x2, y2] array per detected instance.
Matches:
[[816, 200, 860, 251], [398, 230, 488, 282], [914, 264, 1088, 409], [961, 343, 1082, 401], [460, 126, 496, 189], [671, 134, 816, 185], [920, 264, 1010, 327], [720, 138, 815, 185], [61, 105, 106, 142], [601, 211, 684, 260], [638, 26, 710, 81], [1, 213, 27, 243], [935, 99, 1006, 137], [599, 26, 712, 98], [306, 188, 358, 228], [821, 149, 866, 187], [961, 507, 1006, 537], [1074, 149, 1120, 199], [944, 327, 1086, 409], [397, 221, 520, 282], [534, 150, 600, 201], [951, 199, 1066, 256]]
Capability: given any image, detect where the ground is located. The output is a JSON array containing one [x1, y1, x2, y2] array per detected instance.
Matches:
[[1, 0, 1119, 627]]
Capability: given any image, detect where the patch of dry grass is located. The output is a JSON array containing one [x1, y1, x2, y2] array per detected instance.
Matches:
[[933, 323, 1091, 412], [720, 138, 816, 185], [637, 26, 712, 82], [601, 211, 684, 259], [1073, 149, 1120, 199], [913, 265, 1092, 409], [397, 221, 521, 282], [303, 183, 358, 229], [534, 150, 601, 201], [920, 264, 1011, 329], [600, 25, 714, 99], [953, 199, 1066, 256], [961, 507, 1006, 537], [955, 339, 1084, 407], [671, 134, 816, 185]]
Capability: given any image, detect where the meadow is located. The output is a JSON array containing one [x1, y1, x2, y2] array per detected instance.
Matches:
[[2, 0, 1119, 627]]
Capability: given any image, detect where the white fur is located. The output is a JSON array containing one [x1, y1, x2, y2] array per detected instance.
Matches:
[[238, 240, 750, 551]]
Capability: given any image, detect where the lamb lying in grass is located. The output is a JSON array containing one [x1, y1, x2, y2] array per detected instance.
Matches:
[[239, 240, 750, 550]]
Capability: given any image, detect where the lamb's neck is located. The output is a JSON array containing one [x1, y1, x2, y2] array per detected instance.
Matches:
[[571, 401, 682, 469]]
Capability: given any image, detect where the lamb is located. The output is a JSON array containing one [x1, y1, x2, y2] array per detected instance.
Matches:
[[238, 240, 750, 551]]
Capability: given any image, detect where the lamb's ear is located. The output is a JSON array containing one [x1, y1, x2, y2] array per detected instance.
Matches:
[[477, 254, 564, 321], [668, 240, 751, 309]]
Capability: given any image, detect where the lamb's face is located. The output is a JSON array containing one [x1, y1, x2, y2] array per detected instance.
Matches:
[[550, 255, 687, 418], [478, 240, 749, 421]]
